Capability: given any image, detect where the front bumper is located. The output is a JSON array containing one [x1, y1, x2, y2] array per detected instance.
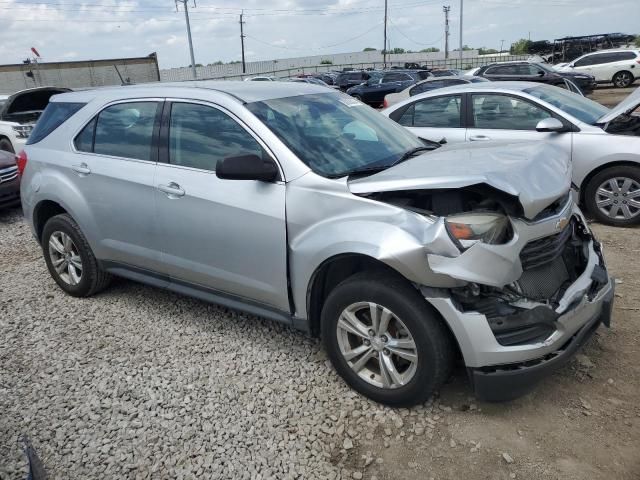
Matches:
[[0, 175, 20, 209], [469, 277, 613, 401], [423, 203, 614, 401]]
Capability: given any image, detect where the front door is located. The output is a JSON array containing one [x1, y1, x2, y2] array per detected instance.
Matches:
[[466, 93, 573, 158], [397, 94, 467, 144], [154, 101, 289, 311]]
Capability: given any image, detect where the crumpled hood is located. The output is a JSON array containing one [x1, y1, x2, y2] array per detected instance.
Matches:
[[348, 141, 571, 219], [598, 85, 640, 124]]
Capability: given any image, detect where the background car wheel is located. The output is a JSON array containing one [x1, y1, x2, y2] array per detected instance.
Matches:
[[584, 166, 640, 226], [612, 71, 633, 88], [352, 94, 362, 101], [321, 272, 455, 407], [0, 138, 14, 153], [42, 213, 111, 297]]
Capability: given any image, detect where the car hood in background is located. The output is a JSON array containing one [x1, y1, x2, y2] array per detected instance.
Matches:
[[0, 149, 16, 169], [348, 141, 571, 219], [597, 86, 640, 124], [0, 86, 71, 121]]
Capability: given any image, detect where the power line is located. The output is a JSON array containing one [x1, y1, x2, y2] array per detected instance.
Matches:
[[388, 17, 444, 46]]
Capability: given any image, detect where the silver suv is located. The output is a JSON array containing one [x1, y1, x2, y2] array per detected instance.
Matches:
[[20, 82, 614, 406]]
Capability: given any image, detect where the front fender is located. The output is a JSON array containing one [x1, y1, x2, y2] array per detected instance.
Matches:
[[286, 174, 464, 319]]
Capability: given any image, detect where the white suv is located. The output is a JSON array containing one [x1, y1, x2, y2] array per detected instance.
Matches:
[[556, 49, 640, 88]]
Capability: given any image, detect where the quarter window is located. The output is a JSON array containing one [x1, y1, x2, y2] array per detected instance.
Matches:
[[168, 102, 265, 172], [398, 95, 462, 128], [472, 94, 552, 130]]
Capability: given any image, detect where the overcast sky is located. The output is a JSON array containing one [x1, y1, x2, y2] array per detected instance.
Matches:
[[0, 0, 638, 68]]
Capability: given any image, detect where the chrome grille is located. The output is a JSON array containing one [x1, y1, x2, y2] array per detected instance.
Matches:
[[0, 165, 18, 184], [519, 220, 574, 271]]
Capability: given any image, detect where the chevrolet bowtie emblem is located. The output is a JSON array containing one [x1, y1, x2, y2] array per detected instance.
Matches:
[[555, 217, 569, 230]]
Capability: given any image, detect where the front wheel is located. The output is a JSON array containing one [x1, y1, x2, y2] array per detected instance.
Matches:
[[321, 273, 455, 407], [612, 71, 633, 88], [584, 166, 640, 226]]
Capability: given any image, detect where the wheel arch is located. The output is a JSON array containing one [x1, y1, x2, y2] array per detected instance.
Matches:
[[33, 199, 68, 243], [306, 253, 406, 337], [0, 134, 15, 152]]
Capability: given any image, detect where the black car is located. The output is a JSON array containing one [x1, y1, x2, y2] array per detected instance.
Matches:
[[346, 70, 431, 106], [335, 71, 378, 91], [0, 150, 20, 209], [475, 61, 597, 94], [311, 73, 337, 85]]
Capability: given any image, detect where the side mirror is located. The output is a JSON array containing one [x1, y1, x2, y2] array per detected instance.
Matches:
[[537, 70, 546, 76], [216, 154, 279, 182], [536, 118, 565, 133]]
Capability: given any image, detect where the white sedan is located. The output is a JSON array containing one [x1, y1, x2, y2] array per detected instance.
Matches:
[[381, 81, 640, 226]]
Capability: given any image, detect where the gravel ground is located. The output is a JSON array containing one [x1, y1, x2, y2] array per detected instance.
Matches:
[[1, 206, 639, 480]]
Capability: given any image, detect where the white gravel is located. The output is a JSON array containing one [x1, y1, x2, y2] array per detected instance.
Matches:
[[0, 207, 450, 479]]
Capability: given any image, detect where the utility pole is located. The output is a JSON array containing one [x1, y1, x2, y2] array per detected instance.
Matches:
[[176, 0, 197, 79], [443, 6, 450, 59], [500, 39, 505, 53], [383, 0, 388, 68], [459, 0, 463, 61], [240, 11, 246, 74]]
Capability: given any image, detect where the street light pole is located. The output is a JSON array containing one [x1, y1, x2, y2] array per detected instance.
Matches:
[[459, 0, 463, 61], [176, 0, 197, 79], [383, 0, 388, 68]]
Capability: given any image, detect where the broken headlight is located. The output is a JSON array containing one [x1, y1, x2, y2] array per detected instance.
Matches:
[[445, 213, 510, 249]]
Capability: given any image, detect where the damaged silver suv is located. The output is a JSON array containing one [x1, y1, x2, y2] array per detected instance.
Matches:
[[20, 82, 614, 406]]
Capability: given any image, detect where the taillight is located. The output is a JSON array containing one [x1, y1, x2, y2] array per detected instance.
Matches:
[[383, 99, 388, 108], [16, 150, 28, 176]]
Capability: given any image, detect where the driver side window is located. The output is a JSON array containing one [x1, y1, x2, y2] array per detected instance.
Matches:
[[471, 94, 552, 130], [169, 102, 265, 172]]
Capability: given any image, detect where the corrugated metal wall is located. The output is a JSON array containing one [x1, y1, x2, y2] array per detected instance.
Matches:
[[0, 55, 160, 95]]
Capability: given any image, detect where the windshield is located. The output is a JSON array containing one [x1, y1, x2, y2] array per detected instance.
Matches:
[[246, 93, 425, 177], [523, 84, 609, 125]]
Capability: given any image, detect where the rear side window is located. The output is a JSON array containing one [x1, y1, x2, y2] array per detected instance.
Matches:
[[398, 95, 462, 128], [74, 102, 159, 161], [26, 102, 85, 145], [610, 51, 637, 61]]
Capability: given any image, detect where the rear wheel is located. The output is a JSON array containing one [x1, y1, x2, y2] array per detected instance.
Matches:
[[584, 165, 640, 226], [352, 94, 363, 101], [321, 273, 455, 407], [612, 71, 633, 88], [0, 138, 14, 153], [42, 214, 111, 296]]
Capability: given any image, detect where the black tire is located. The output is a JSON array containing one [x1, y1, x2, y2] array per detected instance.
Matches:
[[42, 213, 111, 297], [612, 71, 633, 88], [0, 137, 14, 153], [584, 165, 640, 227], [321, 272, 455, 407], [352, 94, 362, 101]]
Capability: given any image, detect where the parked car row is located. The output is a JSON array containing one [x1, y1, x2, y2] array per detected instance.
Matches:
[[17, 81, 615, 407], [382, 82, 640, 226]]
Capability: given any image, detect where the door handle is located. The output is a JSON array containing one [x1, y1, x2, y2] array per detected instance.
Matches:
[[157, 182, 185, 198], [71, 163, 91, 175], [469, 135, 490, 141]]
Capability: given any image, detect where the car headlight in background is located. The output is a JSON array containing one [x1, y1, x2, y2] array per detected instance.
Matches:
[[11, 125, 33, 139], [445, 213, 511, 249]]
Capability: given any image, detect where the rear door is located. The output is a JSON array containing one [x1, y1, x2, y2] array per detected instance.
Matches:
[[70, 99, 164, 271], [393, 94, 466, 143], [153, 100, 289, 311], [466, 92, 573, 154]]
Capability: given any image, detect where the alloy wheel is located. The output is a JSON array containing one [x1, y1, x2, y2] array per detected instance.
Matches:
[[595, 177, 640, 220], [48, 231, 83, 286], [613, 72, 632, 88], [336, 302, 418, 389]]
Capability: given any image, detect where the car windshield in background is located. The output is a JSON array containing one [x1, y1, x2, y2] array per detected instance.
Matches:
[[246, 93, 425, 178], [523, 84, 609, 125]]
